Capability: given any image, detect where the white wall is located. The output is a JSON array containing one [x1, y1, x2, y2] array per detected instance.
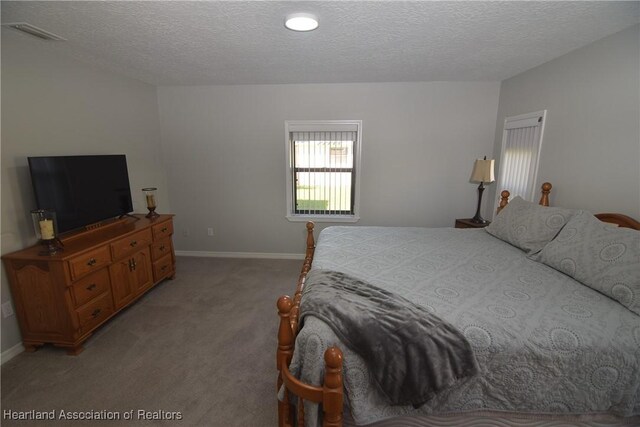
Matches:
[[490, 24, 640, 217], [157, 82, 501, 254], [3, 18, 635, 359], [1, 31, 170, 354]]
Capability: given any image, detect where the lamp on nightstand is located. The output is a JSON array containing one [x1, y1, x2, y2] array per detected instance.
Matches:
[[469, 156, 495, 224]]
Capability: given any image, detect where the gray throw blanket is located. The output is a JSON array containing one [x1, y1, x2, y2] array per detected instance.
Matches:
[[300, 270, 478, 407]]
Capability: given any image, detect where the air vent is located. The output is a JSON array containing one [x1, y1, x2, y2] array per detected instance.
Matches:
[[2, 22, 66, 41]]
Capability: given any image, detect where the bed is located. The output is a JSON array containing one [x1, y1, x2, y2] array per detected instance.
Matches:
[[276, 183, 640, 427]]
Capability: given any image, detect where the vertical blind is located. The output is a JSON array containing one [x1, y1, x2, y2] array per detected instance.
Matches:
[[498, 114, 543, 201], [291, 131, 356, 215]]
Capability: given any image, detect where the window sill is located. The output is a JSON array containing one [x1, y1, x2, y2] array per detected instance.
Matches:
[[286, 214, 360, 223]]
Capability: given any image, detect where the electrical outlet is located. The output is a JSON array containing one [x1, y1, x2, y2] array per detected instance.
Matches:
[[2, 301, 14, 318], [207, 227, 214, 237], [182, 228, 189, 237]]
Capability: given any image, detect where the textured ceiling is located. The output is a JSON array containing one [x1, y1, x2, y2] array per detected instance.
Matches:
[[1, 1, 639, 86]]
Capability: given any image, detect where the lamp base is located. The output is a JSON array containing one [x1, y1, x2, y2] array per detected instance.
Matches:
[[38, 238, 63, 256], [146, 207, 160, 219], [471, 182, 487, 224], [470, 217, 489, 224]]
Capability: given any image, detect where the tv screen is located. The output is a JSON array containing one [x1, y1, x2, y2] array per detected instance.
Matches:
[[28, 155, 134, 234]]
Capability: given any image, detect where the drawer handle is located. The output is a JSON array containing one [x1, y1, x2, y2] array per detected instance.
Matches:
[[161, 265, 167, 271], [87, 258, 97, 266], [86, 284, 97, 291], [161, 227, 168, 233], [128, 259, 137, 272], [91, 308, 101, 318], [159, 245, 166, 251], [130, 240, 138, 247]]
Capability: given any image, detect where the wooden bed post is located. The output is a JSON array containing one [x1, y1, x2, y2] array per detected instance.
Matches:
[[291, 222, 316, 333], [303, 221, 315, 274], [277, 296, 294, 427], [497, 182, 553, 214], [322, 347, 344, 427], [497, 190, 510, 214], [277, 222, 330, 427], [539, 182, 552, 207]]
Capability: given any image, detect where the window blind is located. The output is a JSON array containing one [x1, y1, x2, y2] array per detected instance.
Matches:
[[496, 111, 546, 205], [291, 131, 356, 215]]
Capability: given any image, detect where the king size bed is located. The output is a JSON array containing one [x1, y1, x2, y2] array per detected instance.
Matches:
[[276, 183, 640, 427]]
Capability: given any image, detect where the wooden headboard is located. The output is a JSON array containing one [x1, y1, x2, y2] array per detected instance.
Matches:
[[594, 213, 640, 230], [497, 182, 552, 214], [497, 183, 640, 230]]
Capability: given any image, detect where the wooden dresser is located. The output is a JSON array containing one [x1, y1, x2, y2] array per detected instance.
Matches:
[[2, 214, 175, 355]]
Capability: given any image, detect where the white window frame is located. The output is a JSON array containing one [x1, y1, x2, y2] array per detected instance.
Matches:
[[493, 110, 547, 214], [285, 120, 362, 222]]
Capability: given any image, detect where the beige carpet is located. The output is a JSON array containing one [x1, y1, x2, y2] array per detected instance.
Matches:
[[1, 256, 301, 426]]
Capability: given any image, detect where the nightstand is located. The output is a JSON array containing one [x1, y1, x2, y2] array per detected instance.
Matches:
[[455, 218, 491, 229]]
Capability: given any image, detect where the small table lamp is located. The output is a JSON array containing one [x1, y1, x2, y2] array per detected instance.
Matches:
[[31, 209, 63, 255], [470, 157, 495, 224], [142, 187, 160, 219]]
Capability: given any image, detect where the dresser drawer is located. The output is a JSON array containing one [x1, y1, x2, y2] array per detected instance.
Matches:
[[150, 238, 173, 261], [76, 291, 114, 333], [110, 229, 153, 260], [153, 253, 174, 282], [152, 220, 173, 241], [69, 246, 111, 281], [71, 268, 110, 308]]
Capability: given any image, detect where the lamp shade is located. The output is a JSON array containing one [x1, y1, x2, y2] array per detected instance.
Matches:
[[470, 158, 495, 183]]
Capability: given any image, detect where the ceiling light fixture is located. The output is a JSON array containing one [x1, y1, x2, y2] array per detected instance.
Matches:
[[285, 13, 318, 32]]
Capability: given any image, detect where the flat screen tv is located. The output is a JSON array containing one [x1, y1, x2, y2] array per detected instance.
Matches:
[[28, 155, 134, 234]]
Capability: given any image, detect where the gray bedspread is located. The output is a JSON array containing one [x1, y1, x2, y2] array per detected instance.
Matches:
[[287, 226, 640, 426], [300, 269, 478, 407]]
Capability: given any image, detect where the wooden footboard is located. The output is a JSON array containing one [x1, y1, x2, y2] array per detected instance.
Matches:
[[277, 222, 344, 427]]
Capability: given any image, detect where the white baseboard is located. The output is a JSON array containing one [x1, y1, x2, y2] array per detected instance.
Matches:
[[175, 250, 305, 260], [1, 343, 24, 365]]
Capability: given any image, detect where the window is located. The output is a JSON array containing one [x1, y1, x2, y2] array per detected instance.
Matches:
[[494, 110, 546, 210], [285, 120, 362, 222]]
